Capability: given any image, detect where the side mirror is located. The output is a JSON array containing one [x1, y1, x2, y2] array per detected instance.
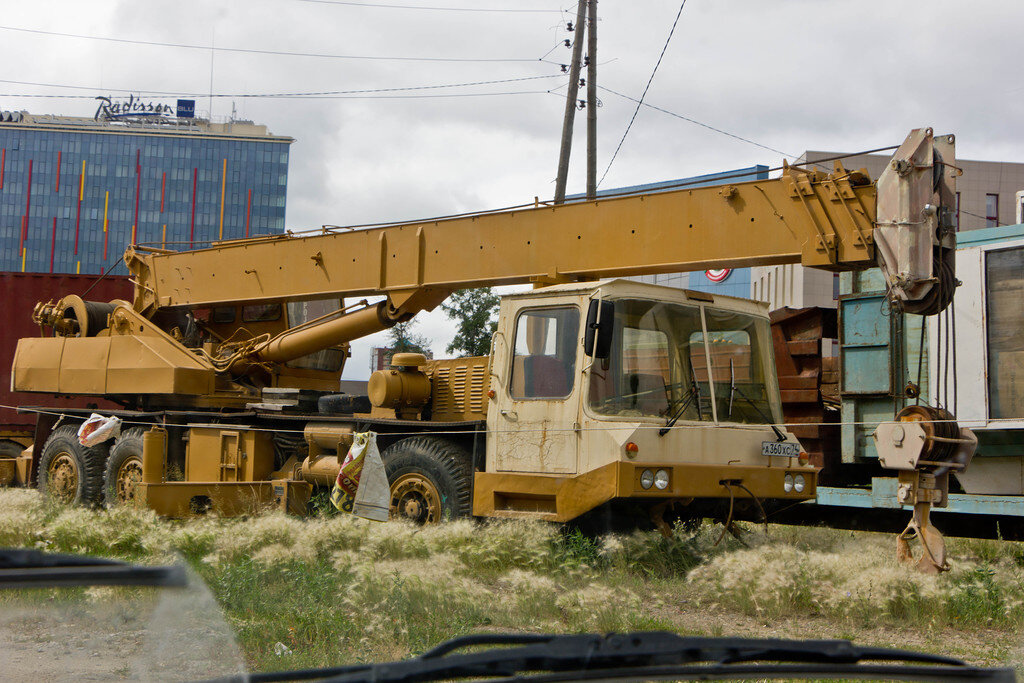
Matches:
[[584, 299, 614, 359]]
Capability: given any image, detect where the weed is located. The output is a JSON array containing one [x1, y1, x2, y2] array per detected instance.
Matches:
[[554, 527, 604, 569], [4, 488, 1024, 673], [308, 491, 339, 518]]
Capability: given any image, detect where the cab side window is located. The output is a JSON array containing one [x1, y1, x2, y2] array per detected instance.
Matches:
[[510, 306, 580, 399]]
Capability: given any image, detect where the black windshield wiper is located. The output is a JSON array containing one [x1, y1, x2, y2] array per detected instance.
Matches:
[[207, 631, 1015, 683], [0, 548, 187, 589], [730, 382, 787, 442], [660, 366, 703, 436], [659, 389, 696, 436]]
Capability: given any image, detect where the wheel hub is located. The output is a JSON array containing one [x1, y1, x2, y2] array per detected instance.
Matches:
[[403, 498, 423, 518], [48, 452, 80, 504], [116, 456, 143, 504], [390, 473, 441, 524]]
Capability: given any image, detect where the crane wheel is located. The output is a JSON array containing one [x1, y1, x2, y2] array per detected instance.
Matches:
[[0, 439, 23, 486], [382, 436, 472, 523], [0, 439, 23, 459], [104, 429, 146, 507], [37, 425, 108, 506]]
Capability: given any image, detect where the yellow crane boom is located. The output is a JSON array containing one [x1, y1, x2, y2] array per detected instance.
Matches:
[[128, 129, 955, 327]]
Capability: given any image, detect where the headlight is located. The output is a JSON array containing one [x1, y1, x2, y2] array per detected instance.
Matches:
[[784, 474, 794, 493], [654, 469, 670, 490], [794, 474, 806, 493], [640, 469, 654, 490]]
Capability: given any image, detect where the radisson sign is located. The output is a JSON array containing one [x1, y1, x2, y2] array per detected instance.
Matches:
[[94, 94, 175, 121]]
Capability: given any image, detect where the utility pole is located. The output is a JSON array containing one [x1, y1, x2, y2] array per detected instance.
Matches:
[[553, 0, 588, 205], [586, 0, 597, 199]]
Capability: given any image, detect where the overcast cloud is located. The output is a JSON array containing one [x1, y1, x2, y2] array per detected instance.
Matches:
[[2, 0, 1021, 378]]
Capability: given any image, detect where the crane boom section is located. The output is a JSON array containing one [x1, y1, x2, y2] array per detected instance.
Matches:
[[128, 165, 876, 313]]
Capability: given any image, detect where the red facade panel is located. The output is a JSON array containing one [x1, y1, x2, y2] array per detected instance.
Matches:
[[0, 272, 132, 431]]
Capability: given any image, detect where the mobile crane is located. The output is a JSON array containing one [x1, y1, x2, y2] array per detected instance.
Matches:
[[6, 128, 963, 544]]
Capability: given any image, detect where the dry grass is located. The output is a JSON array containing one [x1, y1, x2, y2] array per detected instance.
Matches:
[[2, 488, 1023, 673]]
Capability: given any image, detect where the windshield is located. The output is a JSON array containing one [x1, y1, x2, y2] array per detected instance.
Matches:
[[587, 298, 780, 424], [0, 564, 245, 681], [697, 306, 781, 426]]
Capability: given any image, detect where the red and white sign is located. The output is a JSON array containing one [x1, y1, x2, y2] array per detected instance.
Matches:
[[705, 268, 732, 283]]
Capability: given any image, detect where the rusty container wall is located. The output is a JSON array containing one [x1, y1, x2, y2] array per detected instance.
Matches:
[[769, 307, 840, 475], [0, 272, 132, 433]]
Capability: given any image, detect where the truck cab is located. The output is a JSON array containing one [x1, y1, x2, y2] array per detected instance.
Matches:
[[476, 279, 817, 523]]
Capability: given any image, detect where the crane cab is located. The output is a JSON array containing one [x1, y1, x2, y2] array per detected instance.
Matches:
[[475, 279, 817, 523]]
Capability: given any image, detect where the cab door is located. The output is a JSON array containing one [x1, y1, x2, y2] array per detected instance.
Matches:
[[488, 302, 582, 474]]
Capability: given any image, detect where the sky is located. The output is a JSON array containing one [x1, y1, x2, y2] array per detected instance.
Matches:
[[2, 0, 1022, 379]]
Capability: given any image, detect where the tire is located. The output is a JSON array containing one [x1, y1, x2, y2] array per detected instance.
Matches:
[[0, 439, 25, 458], [104, 428, 146, 507], [0, 439, 23, 486], [382, 436, 473, 523], [37, 425, 108, 506]]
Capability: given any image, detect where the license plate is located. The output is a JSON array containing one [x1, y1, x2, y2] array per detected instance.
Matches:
[[761, 440, 800, 457]]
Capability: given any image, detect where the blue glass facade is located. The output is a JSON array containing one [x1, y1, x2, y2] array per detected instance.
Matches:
[[0, 118, 291, 274]]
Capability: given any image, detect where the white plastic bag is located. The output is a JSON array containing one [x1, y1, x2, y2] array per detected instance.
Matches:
[[77, 413, 122, 447], [352, 433, 389, 522]]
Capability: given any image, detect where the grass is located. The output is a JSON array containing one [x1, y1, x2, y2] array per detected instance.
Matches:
[[2, 487, 1024, 673]]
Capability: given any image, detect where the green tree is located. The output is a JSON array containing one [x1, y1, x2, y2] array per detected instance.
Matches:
[[388, 319, 430, 354], [440, 288, 500, 357]]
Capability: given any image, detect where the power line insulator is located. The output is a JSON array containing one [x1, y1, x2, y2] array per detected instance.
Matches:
[[563, 39, 571, 48], [578, 78, 586, 87], [566, 21, 574, 31], [560, 64, 569, 73], [577, 99, 586, 110], [583, 55, 590, 66]]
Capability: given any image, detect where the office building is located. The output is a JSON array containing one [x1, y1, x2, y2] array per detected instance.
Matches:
[[0, 103, 293, 274]]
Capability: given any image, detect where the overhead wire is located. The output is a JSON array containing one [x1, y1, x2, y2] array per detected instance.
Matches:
[[294, 0, 565, 11], [598, 85, 796, 159], [537, 41, 567, 62], [0, 74, 564, 100], [960, 208, 1003, 226], [598, 0, 687, 187], [0, 90, 549, 101], [0, 24, 543, 63]]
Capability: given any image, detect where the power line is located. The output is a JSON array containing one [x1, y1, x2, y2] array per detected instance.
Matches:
[[598, 0, 687, 187], [0, 24, 541, 63], [296, 0, 565, 12], [960, 208, 1003, 226], [0, 89, 549, 101], [0, 74, 564, 99], [599, 85, 795, 159]]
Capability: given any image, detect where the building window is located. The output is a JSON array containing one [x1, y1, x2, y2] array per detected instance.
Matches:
[[986, 193, 999, 228]]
